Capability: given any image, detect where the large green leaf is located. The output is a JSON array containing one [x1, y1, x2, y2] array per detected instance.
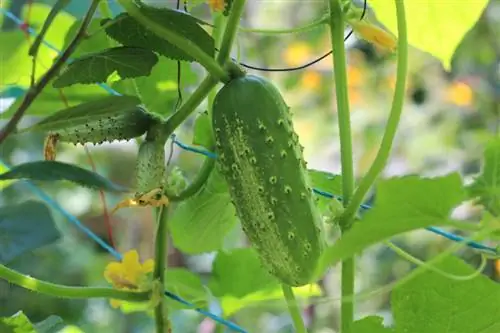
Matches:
[[392, 255, 500, 333], [467, 138, 500, 216], [0, 161, 129, 192], [52, 47, 159, 88], [368, 0, 489, 70], [315, 173, 466, 278], [169, 168, 237, 254], [208, 248, 322, 316], [102, 4, 214, 61], [0, 201, 60, 264], [308, 169, 344, 220], [192, 110, 213, 149]]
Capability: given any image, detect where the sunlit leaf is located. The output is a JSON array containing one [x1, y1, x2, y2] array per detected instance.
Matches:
[[368, 0, 489, 70]]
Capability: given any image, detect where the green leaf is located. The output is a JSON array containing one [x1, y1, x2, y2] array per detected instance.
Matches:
[[165, 268, 208, 310], [208, 248, 278, 298], [349, 316, 394, 333], [18, 95, 142, 133], [52, 47, 159, 88], [33, 316, 65, 333], [209, 248, 322, 316], [110, 57, 198, 116], [29, 0, 71, 58], [0, 201, 60, 264], [0, 311, 36, 333], [0, 163, 15, 190], [368, 0, 489, 70], [192, 110, 213, 148], [308, 169, 344, 219], [315, 173, 466, 277], [392, 255, 500, 333], [169, 168, 237, 254], [102, 5, 214, 61], [62, 19, 112, 57], [0, 161, 129, 192], [467, 138, 500, 216], [1, 84, 109, 117]]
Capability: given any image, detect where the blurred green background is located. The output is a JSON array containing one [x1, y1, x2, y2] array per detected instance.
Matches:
[[0, 0, 499, 332]]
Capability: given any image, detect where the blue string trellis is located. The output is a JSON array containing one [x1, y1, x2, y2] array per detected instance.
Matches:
[[0, 6, 497, 333]]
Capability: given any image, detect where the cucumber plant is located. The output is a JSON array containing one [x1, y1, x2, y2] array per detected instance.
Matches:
[[0, 1, 498, 333]]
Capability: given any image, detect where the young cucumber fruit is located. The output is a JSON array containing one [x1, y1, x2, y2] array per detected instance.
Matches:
[[212, 74, 324, 286]]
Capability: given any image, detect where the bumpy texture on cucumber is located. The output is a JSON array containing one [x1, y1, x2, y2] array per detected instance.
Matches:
[[53, 106, 155, 145], [135, 138, 166, 194], [212, 75, 324, 286]]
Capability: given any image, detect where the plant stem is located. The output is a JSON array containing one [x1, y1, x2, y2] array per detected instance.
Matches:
[[162, 0, 247, 136], [163, 76, 218, 135], [216, 0, 246, 64], [117, 0, 229, 83], [327, 0, 355, 332], [0, 0, 102, 144], [282, 284, 307, 333], [154, 206, 170, 333], [0, 263, 150, 301], [340, 0, 408, 229]]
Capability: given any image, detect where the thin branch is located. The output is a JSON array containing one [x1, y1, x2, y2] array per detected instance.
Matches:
[[0, 0, 102, 144]]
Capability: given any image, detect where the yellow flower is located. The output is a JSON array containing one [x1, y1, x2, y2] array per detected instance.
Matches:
[[350, 20, 397, 53], [104, 250, 154, 308], [208, 0, 225, 12], [446, 81, 473, 107], [283, 41, 312, 67]]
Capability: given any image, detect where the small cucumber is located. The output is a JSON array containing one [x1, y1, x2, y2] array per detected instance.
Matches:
[[212, 75, 324, 286], [135, 138, 166, 195], [21, 96, 158, 145]]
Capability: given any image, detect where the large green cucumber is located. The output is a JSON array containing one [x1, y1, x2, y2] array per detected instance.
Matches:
[[212, 75, 324, 286]]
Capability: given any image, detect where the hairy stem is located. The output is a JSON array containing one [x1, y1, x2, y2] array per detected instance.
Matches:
[[154, 206, 170, 333], [216, 0, 246, 64], [117, 0, 229, 83], [0, 263, 150, 301], [340, 0, 408, 229], [327, 0, 355, 332], [0, 0, 102, 144], [282, 284, 308, 333]]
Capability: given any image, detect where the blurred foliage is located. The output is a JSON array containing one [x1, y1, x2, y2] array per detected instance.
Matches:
[[0, 0, 499, 332]]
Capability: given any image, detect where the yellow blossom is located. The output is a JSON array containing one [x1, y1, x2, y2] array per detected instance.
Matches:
[[350, 20, 397, 53], [104, 250, 154, 308]]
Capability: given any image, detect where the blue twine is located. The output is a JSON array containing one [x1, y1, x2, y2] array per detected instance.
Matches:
[[0, 7, 496, 330]]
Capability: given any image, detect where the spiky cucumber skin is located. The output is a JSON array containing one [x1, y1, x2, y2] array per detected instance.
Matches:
[[212, 75, 324, 287], [53, 107, 155, 145], [135, 139, 166, 194]]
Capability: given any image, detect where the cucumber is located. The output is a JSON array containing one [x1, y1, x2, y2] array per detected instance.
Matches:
[[212, 75, 324, 286], [135, 138, 166, 195]]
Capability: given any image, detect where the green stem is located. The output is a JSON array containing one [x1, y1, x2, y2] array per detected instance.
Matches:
[[282, 284, 308, 333], [340, 0, 408, 229], [163, 76, 218, 135], [98, 0, 112, 18], [117, 0, 229, 83], [216, 0, 246, 64], [0, 264, 150, 301], [154, 206, 170, 333], [327, 0, 355, 332]]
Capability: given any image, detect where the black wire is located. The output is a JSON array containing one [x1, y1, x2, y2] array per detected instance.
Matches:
[[233, 0, 367, 73]]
